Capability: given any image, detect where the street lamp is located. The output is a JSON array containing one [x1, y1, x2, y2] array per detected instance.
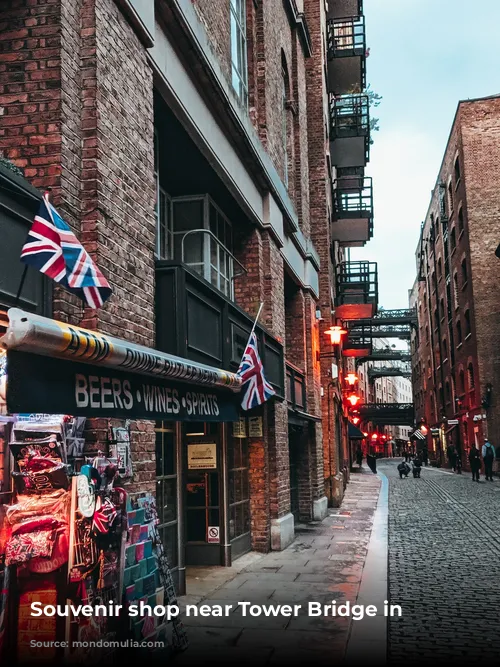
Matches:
[[346, 373, 359, 386], [325, 326, 347, 345]]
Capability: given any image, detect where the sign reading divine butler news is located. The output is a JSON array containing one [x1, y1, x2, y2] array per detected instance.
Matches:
[[6, 351, 239, 422], [187, 443, 217, 470]]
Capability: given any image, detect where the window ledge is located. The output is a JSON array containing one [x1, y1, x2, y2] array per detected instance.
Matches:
[[455, 178, 461, 191], [459, 229, 465, 240], [465, 333, 472, 341], [457, 342, 463, 349], [462, 281, 468, 291], [451, 247, 456, 256]]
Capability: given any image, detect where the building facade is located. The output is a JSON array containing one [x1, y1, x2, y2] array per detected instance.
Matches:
[[411, 95, 500, 467], [0, 0, 375, 594]]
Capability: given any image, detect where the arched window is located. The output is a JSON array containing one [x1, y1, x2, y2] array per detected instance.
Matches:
[[454, 155, 461, 185], [445, 380, 451, 404], [456, 319, 462, 344], [459, 369, 465, 394], [461, 258, 468, 286], [465, 309, 471, 336], [438, 258, 443, 279], [453, 272, 459, 309], [458, 207, 464, 234], [467, 363, 475, 390], [442, 337, 448, 361], [440, 298, 445, 320], [450, 227, 456, 251], [280, 51, 294, 195]]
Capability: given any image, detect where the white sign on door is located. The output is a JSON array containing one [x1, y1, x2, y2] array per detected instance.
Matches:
[[207, 526, 220, 543]]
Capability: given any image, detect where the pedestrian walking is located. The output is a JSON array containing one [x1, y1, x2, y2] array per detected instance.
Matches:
[[355, 446, 363, 468], [468, 444, 481, 482], [482, 438, 495, 481], [447, 444, 457, 471], [421, 447, 428, 466]]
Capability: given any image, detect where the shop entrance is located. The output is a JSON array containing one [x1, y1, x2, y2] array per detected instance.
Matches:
[[184, 422, 223, 566]]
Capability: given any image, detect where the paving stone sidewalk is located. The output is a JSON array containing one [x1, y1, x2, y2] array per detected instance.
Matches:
[[175, 470, 382, 665]]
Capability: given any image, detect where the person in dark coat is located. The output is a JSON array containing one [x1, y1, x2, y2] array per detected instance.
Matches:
[[355, 446, 363, 468], [421, 448, 428, 466], [468, 444, 481, 482], [447, 444, 457, 471]]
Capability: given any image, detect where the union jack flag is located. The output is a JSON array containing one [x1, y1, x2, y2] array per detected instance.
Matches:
[[20, 194, 112, 309], [237, 332, 275, 410]]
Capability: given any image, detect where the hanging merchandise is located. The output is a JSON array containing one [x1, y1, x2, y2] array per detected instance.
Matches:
[[109, 424, 132, 478]]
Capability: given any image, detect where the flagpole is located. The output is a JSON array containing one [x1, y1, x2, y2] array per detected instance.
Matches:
[[249, 302, 264, 339], [237, 302, 264, 370]]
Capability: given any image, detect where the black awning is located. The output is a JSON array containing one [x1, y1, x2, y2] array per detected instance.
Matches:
[[348, 421, 365, 439], [288, 408, 322, 427], [410, 429, 426, 441]]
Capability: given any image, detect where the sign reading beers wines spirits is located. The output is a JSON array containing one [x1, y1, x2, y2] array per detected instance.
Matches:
[[6, 351, 240, 423]]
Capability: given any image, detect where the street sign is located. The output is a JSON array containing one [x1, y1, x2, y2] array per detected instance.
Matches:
[[447, 419, 459, 425], [207, 526, 220, 543]]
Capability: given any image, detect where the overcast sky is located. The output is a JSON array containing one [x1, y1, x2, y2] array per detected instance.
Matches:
[[351, 0, 500, 309]]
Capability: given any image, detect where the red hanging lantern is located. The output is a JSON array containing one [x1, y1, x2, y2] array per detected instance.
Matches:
[[346, 373, 358, 386], [346, 394, 361, 407], [325, 326, 347, 345]]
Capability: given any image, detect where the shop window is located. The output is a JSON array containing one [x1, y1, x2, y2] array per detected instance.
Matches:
[[228, 429, 250, 547], [230, 0, 248, 106], [155, 421, 178, 570], [171, 196, 234, 298]]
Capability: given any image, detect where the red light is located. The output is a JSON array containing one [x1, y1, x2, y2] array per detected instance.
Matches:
[[381, 435, 387, 440], [346, 373, 358, 386], [371, 433, 378, 440], [363, 432, 368, 437], [325, 326, 347, 345], [352, 417, 360, 425], [420, 425, 428, 436], [346, 394, 361, 407]]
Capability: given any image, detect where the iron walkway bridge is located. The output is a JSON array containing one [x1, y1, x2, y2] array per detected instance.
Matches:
[[359, 403, 415, 426], [346, 309, 418, 341], [356, 351, 411, 367], [368, 365, 412, 381]]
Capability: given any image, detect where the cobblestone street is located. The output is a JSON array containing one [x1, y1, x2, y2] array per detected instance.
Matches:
[[383, 459, 500, 664]]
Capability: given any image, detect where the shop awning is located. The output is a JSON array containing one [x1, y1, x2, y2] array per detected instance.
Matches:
[[288, 408, 322, 427], [348, 421, 365, 439], [1, 309, 241, 391], [409, 429, 426, 440], [1, 309, 243, 422]]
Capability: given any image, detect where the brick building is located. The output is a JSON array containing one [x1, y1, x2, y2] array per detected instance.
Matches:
[[0, 0, 375, 594], [411, 95, 500, 467]]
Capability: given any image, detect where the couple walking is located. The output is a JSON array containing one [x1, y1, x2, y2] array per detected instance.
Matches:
[[468, 438, 495, 482]]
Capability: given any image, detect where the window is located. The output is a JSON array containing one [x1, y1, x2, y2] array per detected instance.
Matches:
[[467, 363, 475, 390], [453, 272, 459, 309], [442, 337, 448, 361], [445, 380, 451, 404], [438, 258, 443, 280], [456, 319, 462, 345], [154, 130, 173, 259], [465, 309, 471, 337], [230, 0, 248, 106], [282, 67, 288, 187], [454, 155, 461, 186], [450, 227, 456, 252], [433, 308, 439, 331], [459, 369, 465, 394], [461, 258, 468, 287], [447, 181, 453, 214], [458, 207, 464, 234], [431, 271, 437, 292], [155, 421, 178, 571], [440, 298, 445, 321], [171, 196, 234, 298], [229, 428, 250, 545]]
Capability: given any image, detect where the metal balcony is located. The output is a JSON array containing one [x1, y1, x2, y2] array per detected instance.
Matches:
[[335, 260, 378, 320], [327, 0, 363, 20], [331, 176, 373, 247], [327, 15, 366, 95], [342, 323, 372, 357], [330, 94, 370, 168]]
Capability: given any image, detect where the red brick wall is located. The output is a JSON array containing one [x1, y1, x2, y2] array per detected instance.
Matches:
[[0, 0, 156, 495], [460, 97, 500, 448]]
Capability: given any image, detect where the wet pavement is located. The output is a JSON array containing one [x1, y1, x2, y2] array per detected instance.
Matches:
[[175, 469, 382, 665]]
